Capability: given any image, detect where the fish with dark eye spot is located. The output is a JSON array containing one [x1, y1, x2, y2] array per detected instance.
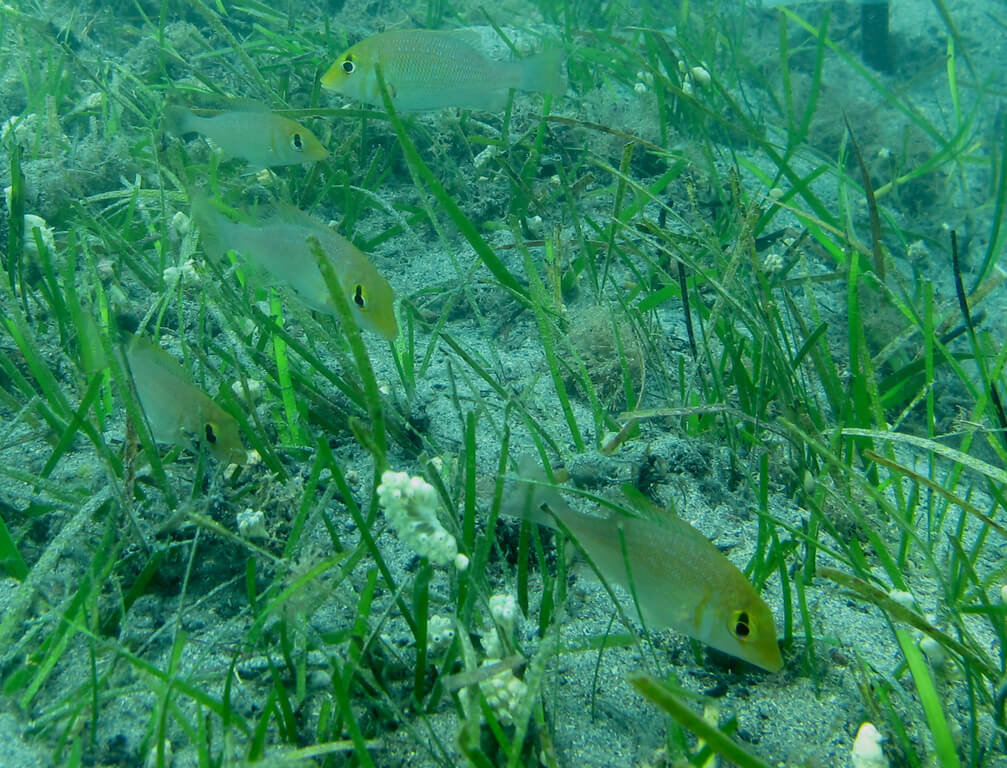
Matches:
[[322, 29, 565, 112], [503, 456, 783, 672], [163, 101, 327, 170], [193, 196, 398, 340], [124, 333, 246, 465]]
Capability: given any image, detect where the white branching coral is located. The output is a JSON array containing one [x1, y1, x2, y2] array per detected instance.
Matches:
[[490, 593, 518, 629], [478, 661, 527, 726], [484, 593, 518, 658], [472, 592, 526, 725], [427, 614, 456, 652], [377, 470, 468, 570]]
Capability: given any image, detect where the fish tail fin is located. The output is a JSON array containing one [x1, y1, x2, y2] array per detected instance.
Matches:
[[517, 48, 566, 99], [162, 103, 196, 137], [500, 455, 571, 529], [188, 191, 228, 260]]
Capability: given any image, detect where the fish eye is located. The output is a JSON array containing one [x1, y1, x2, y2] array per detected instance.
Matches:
[[342, 56, 355, 75], [353, 284, 366, 309], [205, 423, 218, 444], [731, 610, 751, 641], [290, 132, 304, 151]]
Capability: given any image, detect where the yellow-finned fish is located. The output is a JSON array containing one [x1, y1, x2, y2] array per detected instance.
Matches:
[[163, 102, 327, 169], [124, 334, 246, 465], [322, 29, 565, 111], [193, 198, 398, 340], [504, 457, 783, 672]]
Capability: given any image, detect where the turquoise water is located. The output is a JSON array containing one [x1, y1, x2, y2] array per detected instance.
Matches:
[[0, 1, 1004, 766]]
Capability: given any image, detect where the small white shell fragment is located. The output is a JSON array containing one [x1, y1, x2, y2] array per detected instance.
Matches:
[[231, 378, 264, 405], [96, 259, 115, 283], [802, 470, 816, 494], [225, 450, 258, 479], [473, 144, 500, 169], [1, 113, 41, 145], [145, 739, 172, 768], [0, 119, 16, 144], [162, 258, 198, 288], [237, 508, 268, 539], [851, 722, 888, 768], [888, 589, 916, 610], [23, 214, 56, 257], [689, 65, 711, 87], [82, 92, 104, 110], [170, 210, 191, 238], [919, 636, 946, 667]]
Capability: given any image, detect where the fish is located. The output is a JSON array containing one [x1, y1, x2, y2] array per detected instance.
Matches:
[[193, 197, 398, 340], [321, 29, 565, 111], [124, 333, 246, 465], [503, 456, 783, 672], [163, 102, 327, 169]]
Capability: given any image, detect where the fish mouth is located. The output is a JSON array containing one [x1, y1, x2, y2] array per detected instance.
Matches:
[[374, 316, 399, 341], [320, 64, 342, 90], [753, 644, 784, 673]]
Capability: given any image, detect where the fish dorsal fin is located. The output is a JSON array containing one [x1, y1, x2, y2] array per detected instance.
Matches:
[[265, 204, 351, 257], [267, 201, 323, 230], [445, 27, 485, 46], [449, 26, 513, 59], [123, 332, 190, 384], [223, 98, 272, 113]]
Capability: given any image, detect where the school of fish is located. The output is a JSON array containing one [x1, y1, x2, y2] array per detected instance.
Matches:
[[138, 22, 783, 677], [124, 333, 246, 466]]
